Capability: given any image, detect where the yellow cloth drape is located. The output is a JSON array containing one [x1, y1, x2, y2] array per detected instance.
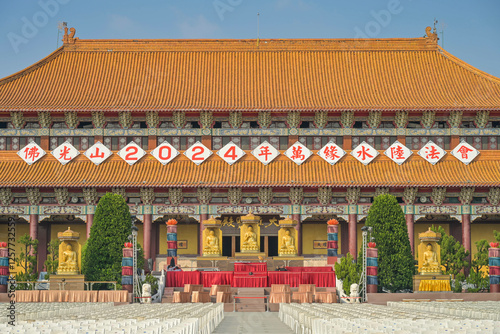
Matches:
[[419, 280, 451, 292]]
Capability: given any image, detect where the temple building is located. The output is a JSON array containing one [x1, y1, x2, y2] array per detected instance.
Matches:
[[1, 26, 500, 273]]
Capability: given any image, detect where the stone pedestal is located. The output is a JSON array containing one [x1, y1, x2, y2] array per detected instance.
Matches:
[[50, 274, 85, 290], [413, 275, 451, 292]]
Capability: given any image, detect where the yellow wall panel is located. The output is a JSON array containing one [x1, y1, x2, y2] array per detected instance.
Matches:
[[177, 224, 199, 255], [302, 223, 327, 255], [471, 223, 500, 256], [0, 222, 30, 274]]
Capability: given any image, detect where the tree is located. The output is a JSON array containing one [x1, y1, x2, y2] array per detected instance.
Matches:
[[14, 234, 38, 289], [494, 230, 500, 242], [431, 225, 469, 292], [364, 194, 414, 292], [82, 193, 133, 289], [44, 239, 60, 280], [334, 253, 360, 295], [466, 239, 490, 292]]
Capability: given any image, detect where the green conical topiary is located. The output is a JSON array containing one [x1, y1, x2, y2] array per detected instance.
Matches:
[[82, 193, 132, 288], [365, 194, 414, 292]]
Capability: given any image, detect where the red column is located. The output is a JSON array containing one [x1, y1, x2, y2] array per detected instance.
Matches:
[[349, 213, 357, 260], [292, 214, 301, 256], [143, 213, 152, 260], [29, 213, 38, 241], [462, 214, 471, 260], [406, 214, 414, 254], [86, 214, 94, 239], [199, 213, 208, 256]]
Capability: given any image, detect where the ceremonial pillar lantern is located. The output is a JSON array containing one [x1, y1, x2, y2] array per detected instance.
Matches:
[[489, 242, 500, 293], [0, 242, 9, 293], [366, 242, 378, 293], [327, 219, 339, 264], [121, 242, 134, 293], [166, 219, 178, 264]]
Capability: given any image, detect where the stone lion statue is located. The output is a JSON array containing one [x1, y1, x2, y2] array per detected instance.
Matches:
[[142, 283, 152, 304], [349, 283, 360, 304]]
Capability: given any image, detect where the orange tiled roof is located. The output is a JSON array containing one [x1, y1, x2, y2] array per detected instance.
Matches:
[[0, 35, 499, 112], [0, 150, 499, 188]]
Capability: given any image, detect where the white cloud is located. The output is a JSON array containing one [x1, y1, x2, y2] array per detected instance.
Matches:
[[109, 14, 138, 32], [178, 14, 221, 38]]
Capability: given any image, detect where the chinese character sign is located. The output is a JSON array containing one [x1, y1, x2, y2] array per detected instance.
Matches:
[[18, 141, 46, 165], [84, 142, 112, 166], [118, 141, 146, 166], [418, 141, 446, 165], [151, 141, 179, 165], [51, 141, 79, 165], [217, 141, 246, 165], [284, 141, 312, 165], [184, 141, 212, 165], [318, 141, 346, 165], [384, 141, 412, 165], [252, 141, 280, 165], [451, 141, 479, 165], [351, 141, 379, 165]]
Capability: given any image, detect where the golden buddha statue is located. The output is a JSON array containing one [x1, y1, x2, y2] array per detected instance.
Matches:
[[279, 229, 296, 255], [58, 244, 79, 274], [421, 243, 440, 273], [242, 225, 259, 251], [203, 230, 220, 255]]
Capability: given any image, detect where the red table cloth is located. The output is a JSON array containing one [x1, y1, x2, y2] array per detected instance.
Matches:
[[233, 275, 267, 287], [201, 271, 234, 287], [286, 266, 333, 272], [166, 271, 201, 287], [268, 272, 302, 287], [301, 272, 336, 287], [234, 263, 267, 272]]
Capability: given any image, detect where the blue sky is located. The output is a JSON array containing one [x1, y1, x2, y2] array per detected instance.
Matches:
[[1, 0, 499, 79]]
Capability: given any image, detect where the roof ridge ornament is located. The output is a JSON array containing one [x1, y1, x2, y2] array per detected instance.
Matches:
[[425, 26, 438, 44], [62, 26, 78, 44]]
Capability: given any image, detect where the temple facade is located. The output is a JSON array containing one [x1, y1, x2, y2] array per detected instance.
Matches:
[[1, 27, 500, 273]]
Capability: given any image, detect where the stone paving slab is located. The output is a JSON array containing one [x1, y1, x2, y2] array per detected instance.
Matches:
[[213, 312, 293, 334]]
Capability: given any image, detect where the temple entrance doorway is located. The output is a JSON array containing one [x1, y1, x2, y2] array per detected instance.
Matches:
[[267, 236, 278, 257], [222, 236, 232, 257]]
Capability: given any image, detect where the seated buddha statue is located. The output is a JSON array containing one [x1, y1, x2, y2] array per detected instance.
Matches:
[[203, 230, 220, 255], [421, 243, 440, 273], [280, 229, 296, 255], [242, 225, 258, 251], [58, 244, 78, 274]]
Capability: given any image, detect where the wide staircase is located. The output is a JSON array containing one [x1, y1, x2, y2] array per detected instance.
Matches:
[[234, 288, 266, 312]]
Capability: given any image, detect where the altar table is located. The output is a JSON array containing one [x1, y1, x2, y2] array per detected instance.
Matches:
[[268, 272, 302, 287], [202, 271, 234, 287], [167, 271, 201, 287], [233, 275, 267, 287], [234, 263, 267, 272]]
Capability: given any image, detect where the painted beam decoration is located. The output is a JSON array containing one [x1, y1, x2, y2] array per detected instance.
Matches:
[[17, 140, 481, 167]]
